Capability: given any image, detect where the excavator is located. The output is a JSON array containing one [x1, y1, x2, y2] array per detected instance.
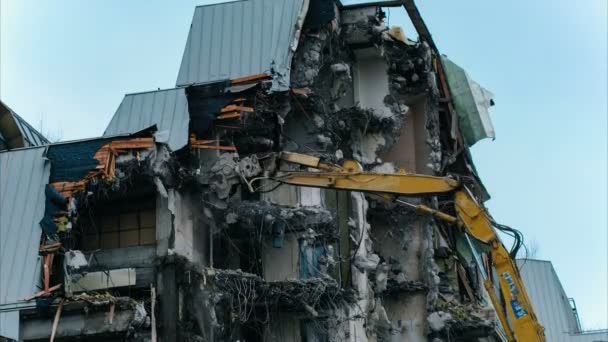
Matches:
[[247, 151, 545, 342]]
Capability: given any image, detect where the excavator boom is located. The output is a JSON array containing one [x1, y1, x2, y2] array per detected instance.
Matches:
[[251, 152, 545, 341]]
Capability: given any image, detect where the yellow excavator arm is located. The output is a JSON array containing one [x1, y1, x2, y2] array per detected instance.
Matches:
[[250, 152, 545, 342]]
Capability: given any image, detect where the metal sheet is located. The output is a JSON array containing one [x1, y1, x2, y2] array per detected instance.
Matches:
[[517, 259, 608, 342], [176, 0, 308, 90], [103, 88, 190, 151], [0, 146, 49, 340], [441, 56, 495, 146], [0, 100, 50, 148]]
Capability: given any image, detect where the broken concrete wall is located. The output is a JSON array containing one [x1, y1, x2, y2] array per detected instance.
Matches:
[[263, 233, 300, 281], [367, 203, 429, 342], [20, 308, 141, 341], [156, 194, 173, 257], [353, 50, 392, 120], [378, 98, 438, 174], [168, 190, 208, 265], [347, 192, 371, 342]]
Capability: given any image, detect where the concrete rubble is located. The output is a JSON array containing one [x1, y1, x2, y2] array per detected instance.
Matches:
[[1, 1, 508, 342]]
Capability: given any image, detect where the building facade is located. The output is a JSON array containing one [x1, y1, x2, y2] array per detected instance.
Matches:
[[1, 1, 521, 341]]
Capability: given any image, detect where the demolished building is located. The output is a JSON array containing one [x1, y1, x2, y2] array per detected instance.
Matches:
[[1, 1, 519, 341]]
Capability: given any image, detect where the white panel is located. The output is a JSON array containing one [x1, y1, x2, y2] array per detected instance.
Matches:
[[299, 187, 322, 206], [70, 268, 136, 292]]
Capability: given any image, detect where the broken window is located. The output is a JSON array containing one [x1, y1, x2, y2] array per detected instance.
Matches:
[[81, 196, 156, 250], [299, 242, 326, 279]]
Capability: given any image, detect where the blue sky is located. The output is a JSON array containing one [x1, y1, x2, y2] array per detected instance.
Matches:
[[1, 0, 606, 329]]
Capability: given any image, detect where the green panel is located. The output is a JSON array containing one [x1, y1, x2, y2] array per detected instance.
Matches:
[[441, 56, 495, 146]]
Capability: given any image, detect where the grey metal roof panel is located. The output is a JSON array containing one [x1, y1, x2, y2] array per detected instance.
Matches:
[[0, 146, 48, 340], [103, 88, 190, 151], [517, 259, 608, 342], [517, 259, 577, 341], [0, 100, 50, 147], [176, 0, 308, 90]]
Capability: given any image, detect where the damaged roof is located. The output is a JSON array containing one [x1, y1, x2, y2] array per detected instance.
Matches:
[[0, 147, 48, 340], [103, 88, 190, 151], [176, 0, 309, 90], [0, 100, 50, 150]]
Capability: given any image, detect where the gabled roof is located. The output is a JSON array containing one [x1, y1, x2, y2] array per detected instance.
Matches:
[[0, 146, 49, 340], [104, 88, 190, 151], [0, 100, 50, 150], [176, 0, 309, 90]]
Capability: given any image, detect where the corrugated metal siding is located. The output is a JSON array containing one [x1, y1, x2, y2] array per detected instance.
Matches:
[[518, 259, 608, 342], [176, 0, 307, 90], [103, 88, 190, 151], [0, 147, 48, 340]]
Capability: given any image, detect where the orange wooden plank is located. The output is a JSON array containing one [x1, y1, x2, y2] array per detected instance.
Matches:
[[24, 283, 62, 301], [220, 105, 254, 113], [217, 112, 242, 120], [215, 124, 242, 129], [290, 88, 311, 97], [40, 242, 62, 252], [231, 73, 270, 85], [109, 138, 154, 149], [191, 145, 237, 151], [190, 138, 221, 145]]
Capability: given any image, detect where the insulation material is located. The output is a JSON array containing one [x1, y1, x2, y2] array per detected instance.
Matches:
[[441, 56, 496, 146], [304, 0, 336, 28], [39, 185, 68, 234], [185, 82, 259, 136], [46, 138, 112, 183]]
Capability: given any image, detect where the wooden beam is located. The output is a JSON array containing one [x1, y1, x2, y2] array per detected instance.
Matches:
[[108, 137, 155, 149], [220, 105, 254, 113], [457, 263, 476, 302], [231, 73, 270, 85], [151, 285, 157, 342], [217, 112, 242, 120], [50, 298, 65, 342], [215, 124, 241, 129], [191, 145, 237, 151], [40, 242, 62, 252], [25, 283, 62, 301]]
